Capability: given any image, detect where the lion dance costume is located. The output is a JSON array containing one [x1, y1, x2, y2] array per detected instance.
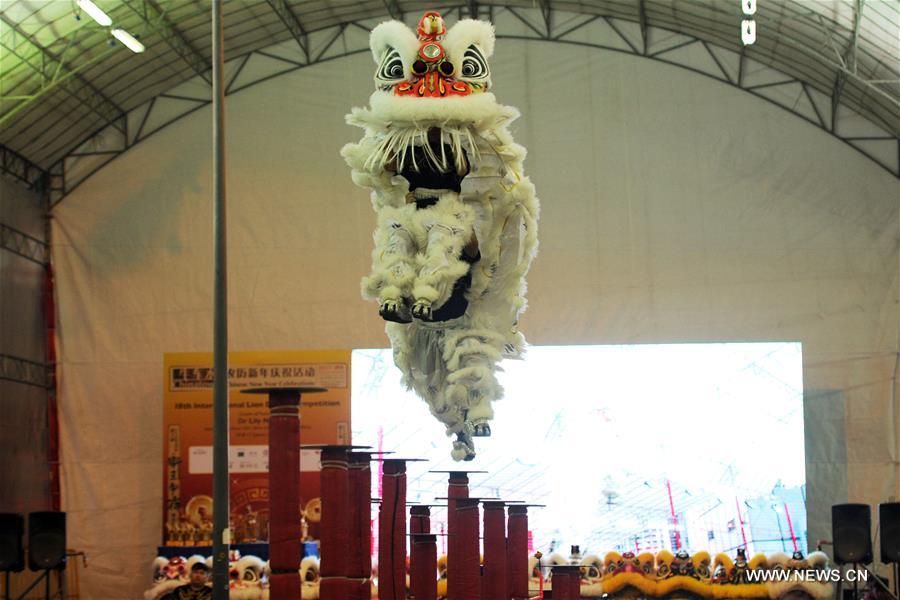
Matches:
[[342, 11, 540, 460]]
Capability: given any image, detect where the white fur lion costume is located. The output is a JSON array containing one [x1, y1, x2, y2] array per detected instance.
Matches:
[[342, 11, 540, 461]]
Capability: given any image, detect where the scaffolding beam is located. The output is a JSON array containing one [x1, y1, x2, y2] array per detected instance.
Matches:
[[0, 354, 51, 389], [122, 0, 213, 83], [0, 222, 49, 265], [0, 14, 125, 132], [265, 0, 310, 63], [0, 143, 49, 191]]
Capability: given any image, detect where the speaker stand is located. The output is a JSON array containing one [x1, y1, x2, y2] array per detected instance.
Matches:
[[853, 562, 860, 600], [894, 563, 899, 598], [13, 569, 56, 600], [4, 571, 10, 600], [860, 564, 900, 600], [836, 565, 844, 600]]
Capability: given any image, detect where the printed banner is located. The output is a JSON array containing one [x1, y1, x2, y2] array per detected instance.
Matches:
[[162, 350, 351, 546]]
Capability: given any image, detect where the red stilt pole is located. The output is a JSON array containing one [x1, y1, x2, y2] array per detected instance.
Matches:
[[320, 446, 351, 599], [446, 472, 470, 600], [452, 498, 481, 600], [243, 387, 324, 600], [393, 464, 407, 599], [349, 452, 373, 599], [410, 505, 432, 535], [411, 533, 438, 600], [483, 501, 508, 600], [550, 565, 581, 600], [268, 389, 302, 597], [379, 459, 408, 600], [410, 506, 433, 600], [507, 505, 529, 600]]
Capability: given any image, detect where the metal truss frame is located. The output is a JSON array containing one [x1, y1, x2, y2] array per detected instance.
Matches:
[[121, 0, 213, 85], [0, 13, 127, 135], [265, 0, 311, 64], [0, 221, 49, 265], [34, 4, 898, 206], [1, 143, 49, 191], [0, 353, 51, 389]]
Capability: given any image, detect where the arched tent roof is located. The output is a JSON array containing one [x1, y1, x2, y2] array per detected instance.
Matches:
[[1, 0, 898, 196]]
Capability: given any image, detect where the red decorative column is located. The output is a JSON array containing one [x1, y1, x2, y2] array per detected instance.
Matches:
[[446, 472, 470, 539], [452, 498, 481, 600], [447, 471, 468, 600], [550, 565, 581, 600], [432, 470, 483, 600], [410, 533, 438, 600], [241, 386, 325, 600], [378, 459, 408, 600], [507, 505, 529, 599], [348, 452, 373, 600], [319, 446, 351, 599], [410, 505, 431, 535], [482, 501, 508, 600]]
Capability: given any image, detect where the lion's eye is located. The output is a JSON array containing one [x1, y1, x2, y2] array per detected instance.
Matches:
[[460, 45, 488, 78], [377, 48, 405, 80]]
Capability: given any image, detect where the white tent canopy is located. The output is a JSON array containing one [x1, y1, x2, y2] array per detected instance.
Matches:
[[0, 0, 898, 191]]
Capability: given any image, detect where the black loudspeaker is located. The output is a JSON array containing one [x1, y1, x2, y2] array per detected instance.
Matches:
[[879, 503, 900, 563], [0, 513, 25, 572], [832, 503, 872, 564], [28, 512, 66, 570]]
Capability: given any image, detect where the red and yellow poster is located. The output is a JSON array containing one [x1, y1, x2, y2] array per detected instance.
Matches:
[[162, 350, 351, 546]]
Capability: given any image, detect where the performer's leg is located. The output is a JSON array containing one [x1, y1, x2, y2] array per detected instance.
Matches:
[[466, 395, 494, 437], [418, 383, 475, 461], [389, 323, 473, 461], [362, 207, 418, 322], [430, 397, 467, 436], [411, 196, 473, 320], [445, 330, 505, 439]]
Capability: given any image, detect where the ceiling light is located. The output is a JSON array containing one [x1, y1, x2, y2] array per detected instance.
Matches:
[[76, 0, 112, 27], [111, 28, 145, 53]]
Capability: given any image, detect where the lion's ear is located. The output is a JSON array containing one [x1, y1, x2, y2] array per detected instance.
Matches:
[[443, 19, 495, 58], [370, 20, 419, 63]]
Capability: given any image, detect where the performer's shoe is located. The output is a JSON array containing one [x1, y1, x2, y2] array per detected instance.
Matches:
[[453, 429, 476, 461], [472, 422, 491, 437], [379, 299, 411, 323], [453, 441, 476, 461], [412, 299, 432, 321]]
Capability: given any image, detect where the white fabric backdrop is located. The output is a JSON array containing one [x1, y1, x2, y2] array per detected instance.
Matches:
[[51, 40, 898, 598]]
